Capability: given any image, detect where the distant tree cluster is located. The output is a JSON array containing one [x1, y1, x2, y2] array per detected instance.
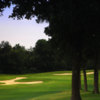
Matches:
[[0, 39, 70, 74]]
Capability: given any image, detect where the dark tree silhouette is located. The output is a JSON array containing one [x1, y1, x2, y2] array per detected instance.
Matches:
[[84, 34, 100, 94], [0, 40, 67, 74], [33, 39, 56, 72], [83, 69, 88, 92], [0, 41, 12, 73]]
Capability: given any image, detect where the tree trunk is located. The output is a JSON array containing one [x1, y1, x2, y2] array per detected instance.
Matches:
[[83, 69, 88, 92], [93, 50, 99, 94], [80, 71, 82, 90], [94, 68, 99, 94], [71, 68, 81, 100]]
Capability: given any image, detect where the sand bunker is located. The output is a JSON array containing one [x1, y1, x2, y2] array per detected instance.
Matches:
[[54, 73, 72, 75], [54, 72, 94, 76], [0, 77, 43, 85], [86, 72, 94, 75]]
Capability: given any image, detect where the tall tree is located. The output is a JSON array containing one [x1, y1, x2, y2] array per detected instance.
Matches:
[[83, 69, 88, 92], [92, 36, 100, 94], [12, 44, 28, 74], [84, 34, 100, 94], [33, 39, 56, 72], [0, 41, 12, 73]]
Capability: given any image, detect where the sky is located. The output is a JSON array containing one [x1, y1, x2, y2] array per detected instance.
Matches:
[[0, 7, 49, 49]]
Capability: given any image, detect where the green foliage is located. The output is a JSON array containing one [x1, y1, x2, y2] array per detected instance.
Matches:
[[0, 40, 69, 74], [33, 39, 55, 72], [0, 41, 31, 74]]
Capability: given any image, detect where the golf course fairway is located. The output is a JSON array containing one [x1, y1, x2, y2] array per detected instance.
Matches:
[[0, 70, 100, 100]]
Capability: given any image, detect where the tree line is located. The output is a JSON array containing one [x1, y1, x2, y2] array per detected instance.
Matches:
[[0, 40, 70, 74]]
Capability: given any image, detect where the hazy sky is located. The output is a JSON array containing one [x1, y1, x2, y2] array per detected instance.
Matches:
[[0, 7, 49, 49]]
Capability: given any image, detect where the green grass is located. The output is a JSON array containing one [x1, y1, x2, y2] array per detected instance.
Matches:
[[0, 70, 100, 100]]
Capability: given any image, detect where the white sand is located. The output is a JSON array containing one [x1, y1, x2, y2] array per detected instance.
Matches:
[[54, 73, 72, 75], [86, 72, 94, 75], [0, 77, 43, 85], [54, 72, 94, 75]]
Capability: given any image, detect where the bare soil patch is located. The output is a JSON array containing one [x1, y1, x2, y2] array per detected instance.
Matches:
[[0, 77, 43, 85]]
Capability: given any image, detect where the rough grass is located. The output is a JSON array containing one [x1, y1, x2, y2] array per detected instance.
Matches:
[[0, 70, 100, 100]]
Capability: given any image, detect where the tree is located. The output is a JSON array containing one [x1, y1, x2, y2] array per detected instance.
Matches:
[[0, 42, 30, 74], [33, 39, 56, 72], [12, 44, 30, 74], [0, 41, 12, 73], [84, 34, 100, 94], [83, 69, 88, 92], [91, 35, 100, 94]]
